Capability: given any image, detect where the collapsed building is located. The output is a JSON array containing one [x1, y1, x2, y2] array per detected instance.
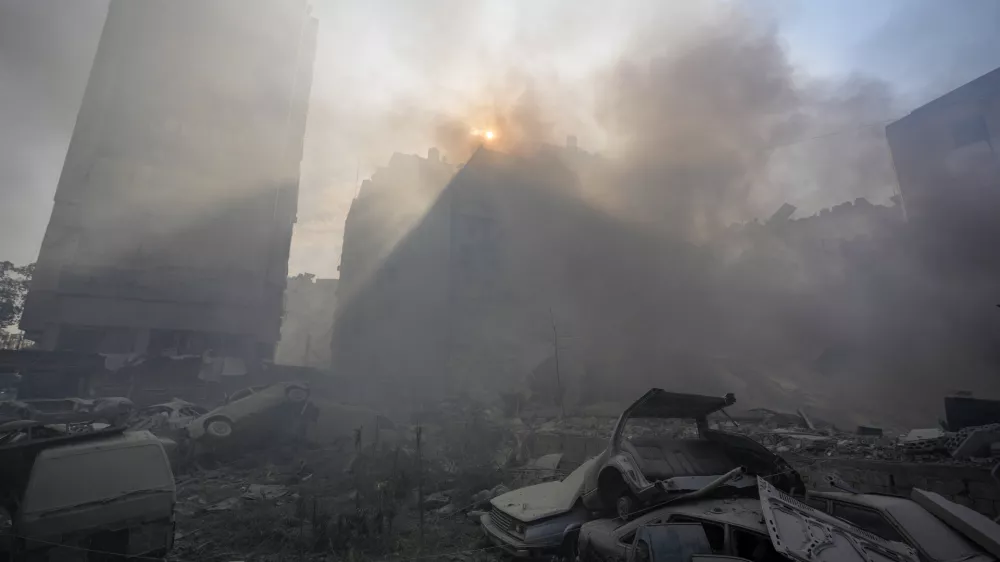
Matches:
[[20, 0, 317, 368]]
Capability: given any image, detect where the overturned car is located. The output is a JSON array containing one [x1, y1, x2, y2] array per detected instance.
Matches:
[[581, 389, 805, 520]]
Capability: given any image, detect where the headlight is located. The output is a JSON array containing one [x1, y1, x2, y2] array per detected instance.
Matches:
[[513, 523, 526, 536]]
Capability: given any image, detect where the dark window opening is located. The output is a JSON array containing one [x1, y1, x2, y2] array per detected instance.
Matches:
[[732, 528, 784, 562], [831, 503, 905, 543], [667, 516, 725, 553], [804, 497, 829, 512]]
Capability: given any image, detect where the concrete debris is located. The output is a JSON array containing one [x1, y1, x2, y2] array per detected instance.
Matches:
[[912, 488, 1000, 558], [423, 491, 451, 510], [204, 497, 241, 512], [952, 425, 1000, 459], [241, 484, 290, 500]]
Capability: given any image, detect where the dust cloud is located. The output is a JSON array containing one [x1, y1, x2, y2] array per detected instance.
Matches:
[[329, 2, 1000, 428]]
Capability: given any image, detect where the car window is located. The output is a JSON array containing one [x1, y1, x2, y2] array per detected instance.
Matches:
[[620, 530, 637, 545], [804, 497, 828, 512], [732, 528, 784, 562], [831, 502, 906, 543], [180, 407, 204, 417], [229, 389, 254, 402], [667, 516, 725, 553]]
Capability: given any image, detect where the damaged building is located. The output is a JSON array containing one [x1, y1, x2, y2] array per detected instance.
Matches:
[[20, 0, 317, 366], [887, 65, 1000, 222]]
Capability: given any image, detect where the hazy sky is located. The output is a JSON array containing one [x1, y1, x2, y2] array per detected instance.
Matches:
[[0, 0, 998, 278]]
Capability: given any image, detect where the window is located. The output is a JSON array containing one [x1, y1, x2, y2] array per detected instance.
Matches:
[[667, 516, 725, 553], [831, 502, 905, 543], [804, 497, 829, 512], [732, 528, 784, 562], [952, 116, 991, 149]]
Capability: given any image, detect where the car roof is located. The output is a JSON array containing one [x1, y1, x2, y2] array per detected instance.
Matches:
[[812, 491, 990, 562], [36, 430, 163, 460]]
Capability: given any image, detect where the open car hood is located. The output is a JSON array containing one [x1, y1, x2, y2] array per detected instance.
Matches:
[[624, 389, 735, 420], [757, 477, 919, 562]]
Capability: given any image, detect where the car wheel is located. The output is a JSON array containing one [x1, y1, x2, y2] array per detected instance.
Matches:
[[205, 417, 233, 439], [617, 493, 639, 521], [286, 386, 309, 402]]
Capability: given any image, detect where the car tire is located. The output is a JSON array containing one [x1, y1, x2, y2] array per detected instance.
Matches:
[[616, 493, 639, 521], [286, 386, 309, 402], [204, 417, 233, 439]]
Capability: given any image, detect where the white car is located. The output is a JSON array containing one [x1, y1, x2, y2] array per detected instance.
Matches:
[[186, 382, 310, 440]]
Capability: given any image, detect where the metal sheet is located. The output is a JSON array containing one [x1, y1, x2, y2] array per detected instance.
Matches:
[[757, 477, 919, 562]]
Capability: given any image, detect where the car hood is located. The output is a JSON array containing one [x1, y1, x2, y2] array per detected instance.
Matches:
[[625, 389, 735, 420], [491, 457, 596, 523]]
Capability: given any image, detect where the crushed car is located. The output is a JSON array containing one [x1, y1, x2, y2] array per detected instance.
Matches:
[[130, 399, 209, 433], [481, 457, 597, 559], [581, 389, 805, 520], [803, 490, 994, 562], [0, 427, 176, 560], [577, 476, 920, 562], [187, 381, 310, 440]]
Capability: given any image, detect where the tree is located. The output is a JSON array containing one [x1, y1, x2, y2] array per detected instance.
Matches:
[[0, 262, 34, 330]]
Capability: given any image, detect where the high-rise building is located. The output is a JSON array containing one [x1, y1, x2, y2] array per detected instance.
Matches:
[[20, 0, 317, 363]]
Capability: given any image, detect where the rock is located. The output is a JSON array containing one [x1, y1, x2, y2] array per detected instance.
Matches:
[[489, 484, 509, 498], [204, 496, 241, 512], [471, 489, 493, 507], [242, 484, 289, 500]]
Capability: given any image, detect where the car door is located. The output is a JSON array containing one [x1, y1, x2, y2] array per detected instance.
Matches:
[[757, 477, 919, 562]]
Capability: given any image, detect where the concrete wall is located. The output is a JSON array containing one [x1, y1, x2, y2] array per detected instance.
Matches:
[[785, 458, 1000, 518]]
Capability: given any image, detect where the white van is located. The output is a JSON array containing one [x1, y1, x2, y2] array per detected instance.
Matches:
[[0, 430, 176, 560]]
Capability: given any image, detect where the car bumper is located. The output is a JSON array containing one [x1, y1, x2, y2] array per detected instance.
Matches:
[[480, 513, 561, 559]]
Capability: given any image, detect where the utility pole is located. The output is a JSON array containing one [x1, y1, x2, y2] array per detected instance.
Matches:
[[303, 334, 311, 366], [550, 308, 565, 417], [415, 425, 424, 550]]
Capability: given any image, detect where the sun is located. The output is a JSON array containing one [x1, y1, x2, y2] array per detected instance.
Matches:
[[485, 130, 495, 140]]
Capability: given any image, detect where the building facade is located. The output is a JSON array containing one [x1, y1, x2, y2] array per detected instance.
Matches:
[[886, 66, 1000, 220], [20, 0, 317, 362]]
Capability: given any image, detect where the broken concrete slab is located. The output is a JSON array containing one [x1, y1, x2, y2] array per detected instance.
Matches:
[[952, 427, 1000, 459], [912, 488, 1000, 558]]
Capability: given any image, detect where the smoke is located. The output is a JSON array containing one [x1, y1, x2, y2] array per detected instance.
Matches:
[[330, 2, 1000, 426]]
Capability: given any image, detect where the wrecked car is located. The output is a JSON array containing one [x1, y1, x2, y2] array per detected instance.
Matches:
[[581, 389, 805, 520], [804, 490, 994, 562], [577, 477, 919, 562], [481, 457, 597, 558], [0, 428, 176, 560], [187, 381, 310, 440], [131, 399, 209, 433]]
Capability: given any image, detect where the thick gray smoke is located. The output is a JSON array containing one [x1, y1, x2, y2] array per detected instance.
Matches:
[[336, 6, 998, 427]]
